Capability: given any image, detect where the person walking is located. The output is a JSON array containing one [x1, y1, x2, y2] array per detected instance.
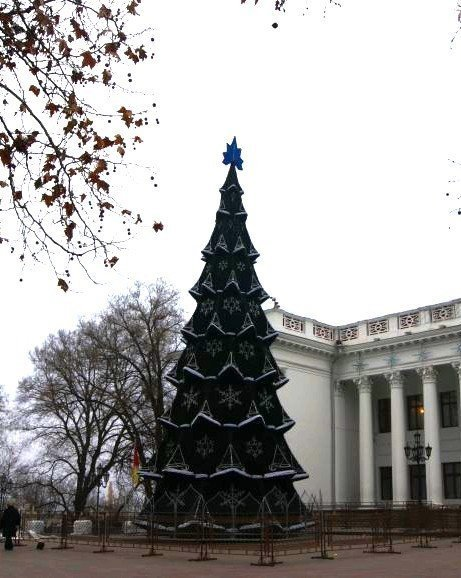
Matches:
[[0, 502, 21, 551]]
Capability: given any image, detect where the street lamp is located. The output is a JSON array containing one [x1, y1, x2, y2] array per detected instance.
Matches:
[[404, 431, 432, 504], [92, 464, 110, 519], [0, 473, 13, 511]]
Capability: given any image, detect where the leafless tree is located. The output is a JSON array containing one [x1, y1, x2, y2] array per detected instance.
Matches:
[[84, 280, 184, 498], [16, 329, 130, 515], [14, 280, 183, 512], [0, 385, 14, 479]]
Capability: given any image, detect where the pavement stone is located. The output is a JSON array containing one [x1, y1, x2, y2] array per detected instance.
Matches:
[[1, 538, 461, 577]]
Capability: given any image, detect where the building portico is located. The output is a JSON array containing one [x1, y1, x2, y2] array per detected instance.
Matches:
[[266, 299, 461, 505]]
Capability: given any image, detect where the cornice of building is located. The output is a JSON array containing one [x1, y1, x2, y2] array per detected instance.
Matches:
[[274, 332, 336, 359], [274, 325, 461, 360], [338, 325, 461, 356], [266, 298, 461, 351]]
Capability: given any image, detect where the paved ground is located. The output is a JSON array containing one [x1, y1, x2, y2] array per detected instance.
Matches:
[[1, 538, 461, 577]]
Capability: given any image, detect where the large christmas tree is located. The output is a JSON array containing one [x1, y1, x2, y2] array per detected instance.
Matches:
[[143, 139, 308, 526]]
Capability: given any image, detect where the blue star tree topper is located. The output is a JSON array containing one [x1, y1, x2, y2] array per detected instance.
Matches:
[[222, 137, 243, 170]]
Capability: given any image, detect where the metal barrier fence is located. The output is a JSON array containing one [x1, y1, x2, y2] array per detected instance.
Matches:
[[15, 503, 461, 564]]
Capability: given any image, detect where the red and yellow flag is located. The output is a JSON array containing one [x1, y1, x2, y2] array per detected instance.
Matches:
[[131, 446, 140, 486]]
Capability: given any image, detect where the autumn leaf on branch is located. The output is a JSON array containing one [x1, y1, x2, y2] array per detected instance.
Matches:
[[81, 51, 97, 69], [0, 148, 12, 166], [64, 222, 76, 241], [118, 106, 134, 127], [127, 1, 141, 15], [98, 4, 113, 19], [104, 256, 119, 268], [0, 0, 162, 289], [58, 278, 69, 292], [102, 69, 112, 85], [63, 202, 75, 217]]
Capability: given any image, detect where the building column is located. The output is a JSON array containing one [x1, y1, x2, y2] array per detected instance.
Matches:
[[387, 371, 409, 503], [334, 380, 348, 504], [419, 366, 443, 505], [356, 376, 375, 504]]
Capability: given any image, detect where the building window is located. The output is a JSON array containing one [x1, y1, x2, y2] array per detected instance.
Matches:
[[443, 462, 461, 499], [407, 394, 424, 431], [440, 391, 458, 428], [410, 464, 427, 501], [380, 467, 393, 501], [378, 398, 391, 433]]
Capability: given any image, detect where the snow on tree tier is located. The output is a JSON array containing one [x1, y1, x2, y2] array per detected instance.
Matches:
[[141, 147, 308, 522]]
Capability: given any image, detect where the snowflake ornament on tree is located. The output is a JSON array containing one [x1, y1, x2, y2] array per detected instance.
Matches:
[[218, 385, 243, 410], [223, 296, 241, 315], [248, 300, 261, 317], [200, 299, 214, 316], [196, 435, 215, 458], [182, 387, 200, 411], [239, 341, 255, 360], [258, 389, 274, 412], [219, 485, 246, 509], [206, 339, 223, 357], [246, 436, 263, 459], [166, 488, 186, 508]]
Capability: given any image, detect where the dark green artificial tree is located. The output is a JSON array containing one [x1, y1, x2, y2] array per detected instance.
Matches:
[[143, 139, 308, 526]]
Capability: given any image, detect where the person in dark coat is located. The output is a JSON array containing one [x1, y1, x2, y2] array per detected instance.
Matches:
[[0, 503, 21, 550]]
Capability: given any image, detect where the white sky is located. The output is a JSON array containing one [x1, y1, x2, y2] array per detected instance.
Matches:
[[1, 0, 461, 398]]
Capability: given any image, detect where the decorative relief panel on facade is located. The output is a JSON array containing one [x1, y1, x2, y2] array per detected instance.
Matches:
[[386, 371, 403, 389], [339, 326, 359, 341], [355, 376, 372, 394], [418, 365, 437, 382], [398, 312, 420, 329], [282, 315, 305, 333], [313, 324, 334, 341], [431, 304, 455, 322], [368, 319, 389, 335]]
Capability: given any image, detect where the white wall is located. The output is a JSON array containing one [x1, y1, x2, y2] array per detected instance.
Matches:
[[272, 345, 334, 503]]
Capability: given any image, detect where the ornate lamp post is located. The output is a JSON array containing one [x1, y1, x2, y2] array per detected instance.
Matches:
[[404, 432, 432, 504], [93, 465, 110, 519], [0, 473, 13, 511]]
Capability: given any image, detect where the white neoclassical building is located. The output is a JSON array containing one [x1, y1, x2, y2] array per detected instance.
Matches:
[[266, 299, 461, 506]]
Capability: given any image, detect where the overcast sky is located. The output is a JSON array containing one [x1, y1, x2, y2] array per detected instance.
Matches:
[[1, 0, 460, 398]]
